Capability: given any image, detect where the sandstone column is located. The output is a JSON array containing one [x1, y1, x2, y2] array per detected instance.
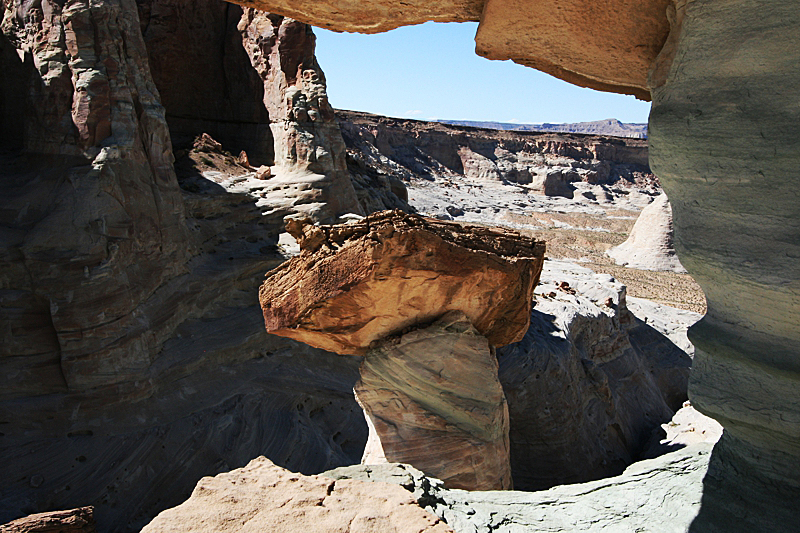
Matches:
[[260, 211, 545, 489], [238, 12, 364, 221], [648, 0, 800, 529], [355, 311, 512, 490]]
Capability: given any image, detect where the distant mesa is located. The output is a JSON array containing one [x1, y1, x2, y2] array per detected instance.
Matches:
[[437, 118, 648, 138]]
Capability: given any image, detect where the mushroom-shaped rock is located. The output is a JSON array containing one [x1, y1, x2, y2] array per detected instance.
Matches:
[[259, 210, 545, 490], [260, 210, 546, 356]]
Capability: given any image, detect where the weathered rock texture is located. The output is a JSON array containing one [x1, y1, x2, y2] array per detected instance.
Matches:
[[338, 110, 653, 199], [0, 1, 367, 531], [497, 260, 691, 489], [626, 296, 702, 356], [608, 193, 686, 272], [325, 445, 714, 533], [648, 0, 800, 529], [238, 3, 800, 529], [239, 11, 363, 222], [260, 210, 546, 355], [355, 311, 512, 490], [0, 507, 95, 533], [474, 0, 670, 100], [135, 0, 363, 223], [260, 211, 541, 490], [141, 457, 453, 533], [230, 0, 483, 34]]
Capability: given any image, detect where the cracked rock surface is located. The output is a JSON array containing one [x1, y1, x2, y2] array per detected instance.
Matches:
[[355, 311, 512, 491]]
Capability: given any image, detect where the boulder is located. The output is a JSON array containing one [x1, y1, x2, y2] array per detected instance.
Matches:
[[355, 311, 512, 490], [140, 457, 453, 533], [608, 194, 686, 272], [259, 210, 546, 355]]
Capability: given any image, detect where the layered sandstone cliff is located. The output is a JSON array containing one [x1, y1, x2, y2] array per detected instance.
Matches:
[[338, 110, 653, 201], [0, 2, 368, 530]]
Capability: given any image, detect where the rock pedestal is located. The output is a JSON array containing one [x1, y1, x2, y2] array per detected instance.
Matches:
[[260, 211, 545, 490], [355, 311, 512, 490]]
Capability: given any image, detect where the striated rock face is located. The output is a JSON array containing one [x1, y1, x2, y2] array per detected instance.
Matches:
[[260, 210, 546, 355], [135, 0, 274, 166], [134, 0, 363, 223], [608, 194, 686, 272], [0, 0, 190, 396], [355, 311, 512, 490], [338, 110, 653, 198], [0, 1, 367, 530], [325, 445, 714, 533], [497, 260, 691, 489], [649, 0, 800, 529], [0, 507, 96, 533], [140, 457, 453, 533]]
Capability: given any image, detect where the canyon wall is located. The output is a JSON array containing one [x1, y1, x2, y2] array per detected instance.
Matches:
[[0, 1, 367, 530], [648, 0, 800, 529], [338, 110, 653, 197], [3, 0, 798, 530]]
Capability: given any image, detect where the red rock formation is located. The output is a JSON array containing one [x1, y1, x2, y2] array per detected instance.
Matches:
[[260, 211, 543, 490], [260, 210, 546, 355], [134, 0, 363, 222], [238, 11, 363, 221], [136, 0, 274, 165]]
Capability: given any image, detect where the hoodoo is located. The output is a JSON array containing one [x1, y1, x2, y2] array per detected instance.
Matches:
[[259, 210, 546, 489]]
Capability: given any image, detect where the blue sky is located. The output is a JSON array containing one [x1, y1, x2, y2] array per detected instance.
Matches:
[[314, 22, 652, 125]]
